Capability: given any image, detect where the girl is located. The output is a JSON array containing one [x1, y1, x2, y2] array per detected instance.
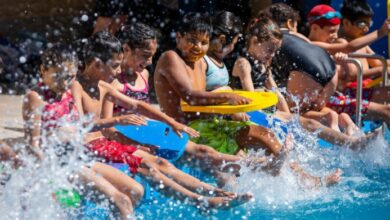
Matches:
[[72, 31, 252, 208], [22, 44, 143, 219], [203, 11, 242, 92]]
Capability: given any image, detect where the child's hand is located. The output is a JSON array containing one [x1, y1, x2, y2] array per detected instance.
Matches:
[[115, 114, 147, 126], [227, 94, 252, 105], [171, 122, 200, 138], [379, 18, 390, 36], [331, 52, 348, 64]]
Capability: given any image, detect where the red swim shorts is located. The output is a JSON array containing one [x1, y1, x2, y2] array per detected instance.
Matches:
[[87, 137, 142, 174], [327, 91, 371, 115]]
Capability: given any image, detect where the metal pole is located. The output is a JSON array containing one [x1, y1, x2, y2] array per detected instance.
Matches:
[[344, 57, 363, 127], [348, 53, 388, 131]]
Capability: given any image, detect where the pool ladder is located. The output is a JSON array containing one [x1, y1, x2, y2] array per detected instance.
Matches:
[[346, 53, 388, 132]]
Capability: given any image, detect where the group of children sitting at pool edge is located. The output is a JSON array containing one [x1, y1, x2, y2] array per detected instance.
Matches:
[[1, 0, 390, 218]]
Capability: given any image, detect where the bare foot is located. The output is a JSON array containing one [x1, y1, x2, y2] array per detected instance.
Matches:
[[350, 129, 380, 150], [212, 188, 237, 198], [323, 169, 343, 187], [200, 192, 253, 209], [290, 162, 342, 188]]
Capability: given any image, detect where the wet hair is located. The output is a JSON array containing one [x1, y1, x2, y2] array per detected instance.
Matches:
[[246, 14, 283, 44], [211, 11, 242, 43], [177, 12, 212, 35], [83, 31, 123, 65], [41, 44, 78, 70], [340, 0, 373, 22], [263, 3, 300, 28], [117, 23, 157, 50]]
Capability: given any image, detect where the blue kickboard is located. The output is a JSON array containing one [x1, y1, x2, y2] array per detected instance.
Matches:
[[115, 120, 189, 161], [247, 111, 333, 147]]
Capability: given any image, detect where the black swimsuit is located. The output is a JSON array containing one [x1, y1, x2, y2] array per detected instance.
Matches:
[[230, 53, 269, 89], [271, 31, 336, 87]]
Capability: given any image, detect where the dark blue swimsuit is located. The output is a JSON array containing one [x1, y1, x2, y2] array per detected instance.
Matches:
[[271, 31, 336, 87]]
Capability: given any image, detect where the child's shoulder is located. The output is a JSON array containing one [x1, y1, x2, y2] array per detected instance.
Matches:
[[335, 37, 348, 44], [70, 80, 84, 92], [157, 50, 185, 72], [159, 50, 180, 62], [23, 89, 44, 108], [232, 56, 251, 77], [24, 89, 41, 100]]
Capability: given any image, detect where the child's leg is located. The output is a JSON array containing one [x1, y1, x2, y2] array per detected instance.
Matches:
[[234, 125, 285, 156], [91, 162, 144, 206], [0, 140, 21, 168], [134, 155, 250, 208], [184, 141, 242, 167], [299, 116, 375, 150], [303, 108, 340, 132], [289, 162, 342, 188], [364, 102, 390, 127], [339, 113, 359, 136], [134, 150, 234, 196], [78, 166, 134, 220]]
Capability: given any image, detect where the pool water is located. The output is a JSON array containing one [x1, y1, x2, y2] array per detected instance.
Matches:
[[0, 122, 389, 219], [132, 125, 390, 219]]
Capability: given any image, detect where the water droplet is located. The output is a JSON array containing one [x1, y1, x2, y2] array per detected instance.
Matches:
[[81, 15, 88, 22], [19, 56, 27, 63]]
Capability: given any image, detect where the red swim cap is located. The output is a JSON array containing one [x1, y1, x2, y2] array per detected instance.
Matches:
[[308, 4, 341, 27]]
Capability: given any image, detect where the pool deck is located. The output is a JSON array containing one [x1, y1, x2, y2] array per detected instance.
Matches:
[[0, 95, 24, 140]]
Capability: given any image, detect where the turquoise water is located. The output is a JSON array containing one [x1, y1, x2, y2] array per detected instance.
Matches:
[[74, 125, 390, 220], [133, 125, 390, 219], [1, 121, 388, 219]]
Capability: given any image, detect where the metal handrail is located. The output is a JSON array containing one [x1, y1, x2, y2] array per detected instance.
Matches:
[[348, 53, 388, 87], [344, 57, 363, 127], [348, 53, 388, 131]]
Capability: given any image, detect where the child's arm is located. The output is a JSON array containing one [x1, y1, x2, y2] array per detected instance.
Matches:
[[232, 57, 255, 91], [22, 91, 44, 160], [265, 71, 290, 113], [156, 51, 251, 106], [99, 81, 199, 138], [311, 18, 390, 54], [366, 46, 384, 67], [70, 81, 151, 131]]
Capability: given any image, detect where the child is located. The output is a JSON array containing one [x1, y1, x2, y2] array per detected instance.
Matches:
[[203, 11, 241, 91], [71, 31, 251, 208], [306, 4, 390, 127], [231, 15, 290, 113], [21, 44, 144, 219], [114, 22, 157, 105], [339, 0, 384, 82]]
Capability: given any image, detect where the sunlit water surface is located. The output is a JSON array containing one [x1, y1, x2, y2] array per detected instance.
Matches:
[[0, 116, 389, 220]]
